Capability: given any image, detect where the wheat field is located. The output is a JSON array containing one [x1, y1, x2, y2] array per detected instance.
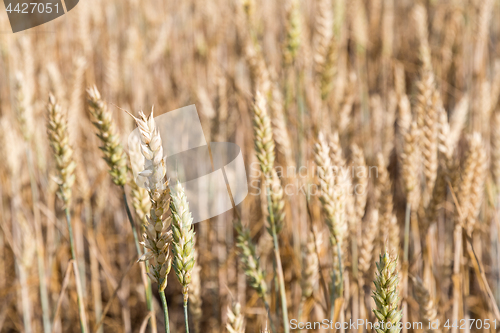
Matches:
[[0, 0, 499, 332]]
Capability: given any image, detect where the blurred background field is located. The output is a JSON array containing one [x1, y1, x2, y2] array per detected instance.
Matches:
[[0, 0, 500, 332]]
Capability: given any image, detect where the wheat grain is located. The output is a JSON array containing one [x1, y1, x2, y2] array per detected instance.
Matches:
[[87, 85, 129, 186]]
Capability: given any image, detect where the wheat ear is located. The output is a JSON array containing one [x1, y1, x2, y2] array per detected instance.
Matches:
[[457, 133, 487, 234], [375, 154, 397, 254], [401, 121, 420, 209], [129, 135, 152, 226], [412, 277, 441, 333], [253, 89, 289, 332], [89, 86, 155, 327], [171, 181, 195, 332], [130, 108, 172, 333], [235, 220, 268, 302], [415, 71, 438, 207], [189, 242, 202, 333], [283, 0, 301, 66], [87, 85, 128, 186], [314, 132, 347, 247], [372, 253, 403, 333], [47, 94, 88, 333], [226, 302, 245, 333], [359, 209, 379, 286], [314, 132, 347, 320]]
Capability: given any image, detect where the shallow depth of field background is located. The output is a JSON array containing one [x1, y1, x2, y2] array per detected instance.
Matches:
[[0, 0, 499, 332]]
